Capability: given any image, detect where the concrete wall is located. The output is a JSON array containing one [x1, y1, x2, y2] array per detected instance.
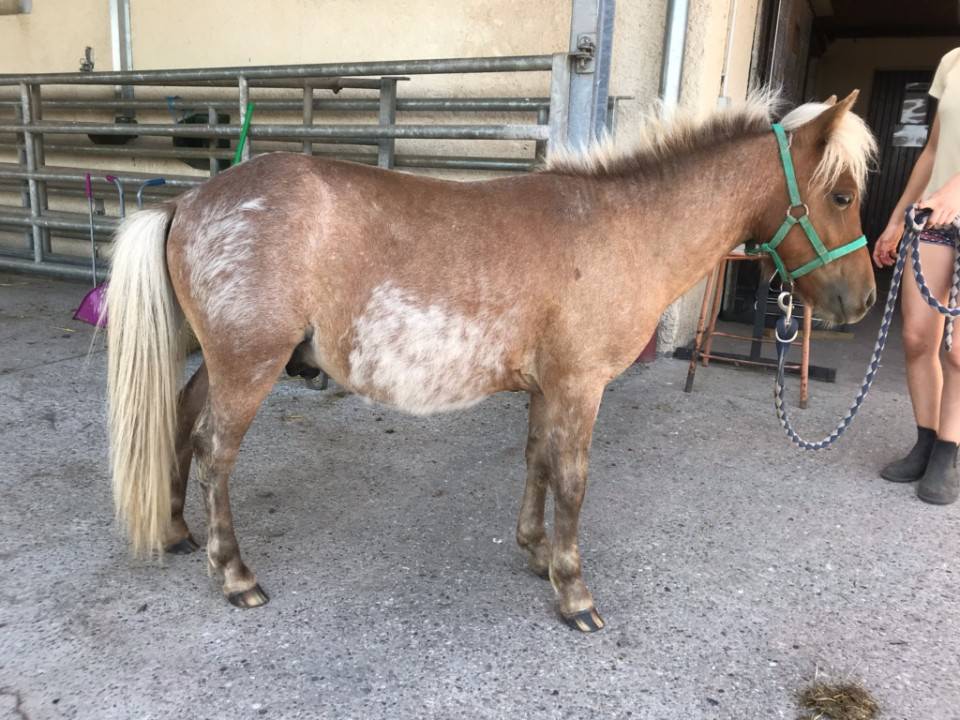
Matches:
[[0, 1, 110, 73], [814, 37, 960, 114]]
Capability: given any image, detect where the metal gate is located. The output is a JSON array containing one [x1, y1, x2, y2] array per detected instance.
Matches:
[[0, 0, 616, 281]]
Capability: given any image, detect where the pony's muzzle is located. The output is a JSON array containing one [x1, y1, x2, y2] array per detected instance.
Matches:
[[821, 280, 875, 324]]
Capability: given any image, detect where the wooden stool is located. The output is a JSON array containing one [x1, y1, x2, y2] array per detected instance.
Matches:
[[683, 251, 813, 408]]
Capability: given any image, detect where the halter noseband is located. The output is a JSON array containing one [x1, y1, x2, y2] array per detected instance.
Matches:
[[747, 123, 867, 284]]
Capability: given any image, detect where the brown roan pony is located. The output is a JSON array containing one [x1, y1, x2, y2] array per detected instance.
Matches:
[[106, 91, 876, 632]]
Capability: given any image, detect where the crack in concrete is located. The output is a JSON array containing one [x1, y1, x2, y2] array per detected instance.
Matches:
[[0, 347, 106, 377], [0, 688, 30, 720]]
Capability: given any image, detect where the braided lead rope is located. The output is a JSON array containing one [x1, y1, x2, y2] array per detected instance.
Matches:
[[946, 250, 960, 352], [772, 237, 907, 450], [773, 207, 960, 451]]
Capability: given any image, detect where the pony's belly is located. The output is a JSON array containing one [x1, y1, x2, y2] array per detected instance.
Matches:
[[345, 282, 513, 416]]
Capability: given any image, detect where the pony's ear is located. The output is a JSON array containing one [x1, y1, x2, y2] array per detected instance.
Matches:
[[795, 90, 859, 143], [824, 94, 838, 105]]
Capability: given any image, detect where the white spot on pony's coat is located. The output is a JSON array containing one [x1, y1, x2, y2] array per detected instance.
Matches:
[[183, 198, 266, 329], [240, 197, 266, 211], [348, 283, 511, 415]]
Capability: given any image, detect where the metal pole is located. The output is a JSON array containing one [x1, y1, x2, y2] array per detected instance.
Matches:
[[302, 82, 313, 155], [0, 256, 108, 282], [18, 82, 42, 263], [548, 53, 572, 155], [39, 96, 551, 112], [0, 55, 555, 85], [535, 106, 549, 162], [13, 101, 31, 250], [207, 105, 219, 176], [0, 121, 550, 141], [377, 78, 398, 169], [719, 0, 738, 102], [29, 83, 50, 254], [238, 75, 251, 161], [660, 0, 689, 111], [109, 0, 135, 116], [566, 0, 616, 148]]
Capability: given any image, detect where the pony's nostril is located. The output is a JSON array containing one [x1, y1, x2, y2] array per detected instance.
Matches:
[[865, 287, 877, 308]]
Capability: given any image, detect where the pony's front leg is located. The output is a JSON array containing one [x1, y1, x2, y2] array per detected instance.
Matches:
[[517, 392, 551, 577], [192, 359, 283, 608], [543, 381, 606, 632]]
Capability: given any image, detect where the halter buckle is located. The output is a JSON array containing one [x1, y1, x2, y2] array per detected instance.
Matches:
[[786, 203, 810, 221]]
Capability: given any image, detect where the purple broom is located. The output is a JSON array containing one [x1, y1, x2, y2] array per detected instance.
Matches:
[[73, 176, 166, 327], [73, 173, 107, 327]]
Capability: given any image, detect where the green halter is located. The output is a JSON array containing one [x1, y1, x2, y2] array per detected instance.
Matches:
[[747, 123, 867, 283]]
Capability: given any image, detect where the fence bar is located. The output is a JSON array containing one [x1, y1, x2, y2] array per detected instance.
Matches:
[[377, 78, 397, 169], [32, 97, 552, 112], [0, 255, 109, 281], [238, 75, 251, 161], [12, 100, 30, 249], [29, 83, 50, 254], [0, 211, 118, 232], [207, 105, 219, 176], [17, 83, 42, 262], [0, 55, 556, 86], [0, 164, 201, 188], [0, 121, 550, 141], [302, 82, 313, 155], [535, 106, 549, 162]]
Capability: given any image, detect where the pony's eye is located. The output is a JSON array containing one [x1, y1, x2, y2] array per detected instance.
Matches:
[[832, 192, 853, 209]]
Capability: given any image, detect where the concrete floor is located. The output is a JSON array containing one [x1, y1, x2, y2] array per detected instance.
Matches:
[[2, 271, 959, 720]]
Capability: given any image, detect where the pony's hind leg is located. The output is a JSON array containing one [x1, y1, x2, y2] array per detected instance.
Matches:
[[541, 378, 606, 632], [166, 362, 209, 555], [192, 352, 287, 608], [517, 392, 551, 578]]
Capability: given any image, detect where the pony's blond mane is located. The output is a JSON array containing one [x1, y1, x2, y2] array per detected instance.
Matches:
[[545, 90, 876, 194], [781, 101, 877, 193]]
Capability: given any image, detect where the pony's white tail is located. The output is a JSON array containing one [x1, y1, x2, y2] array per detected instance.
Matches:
[[106, 206, 182, 558]]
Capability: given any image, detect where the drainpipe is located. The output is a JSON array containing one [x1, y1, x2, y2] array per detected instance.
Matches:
[[655, 0, 690, 355], [659, 0, 689, 112], [0, 0, 31, 13], [109, 0, 135, 120], [718, 0, 738, 106]]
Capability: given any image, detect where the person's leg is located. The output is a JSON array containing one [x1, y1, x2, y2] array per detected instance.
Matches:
[[919, 245, 960, 503], [882, 240, 954, 482]]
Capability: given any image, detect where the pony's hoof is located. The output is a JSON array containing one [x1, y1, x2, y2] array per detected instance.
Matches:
[[165, 536, 200, 555], [561, 607, 605, 633], [227, 584, 270, 609]]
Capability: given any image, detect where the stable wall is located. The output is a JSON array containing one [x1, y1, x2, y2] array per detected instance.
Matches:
[[814, 37, 960, 113]]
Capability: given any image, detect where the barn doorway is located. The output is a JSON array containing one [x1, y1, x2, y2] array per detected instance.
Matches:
[[721, 0, 960, 324]]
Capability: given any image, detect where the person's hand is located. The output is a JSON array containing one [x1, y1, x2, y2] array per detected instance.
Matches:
[[920, 172, 960, 228], [873, 220, 903, 267]]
